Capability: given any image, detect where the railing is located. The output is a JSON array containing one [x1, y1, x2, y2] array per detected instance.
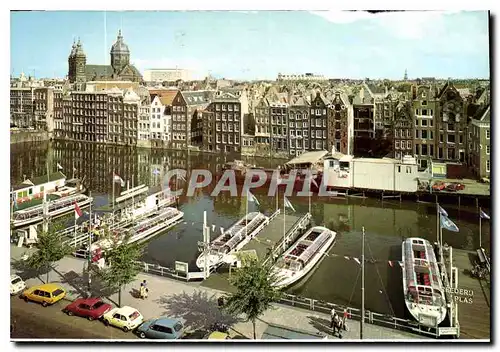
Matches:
[[277, 293, 446, 339]]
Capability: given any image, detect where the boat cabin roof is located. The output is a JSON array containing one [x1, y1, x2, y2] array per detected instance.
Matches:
[[283, 227, 332, 266], [22, 172, 66, 187]]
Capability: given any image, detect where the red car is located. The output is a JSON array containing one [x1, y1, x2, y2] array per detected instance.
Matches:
[[63, 297, 112, 321]]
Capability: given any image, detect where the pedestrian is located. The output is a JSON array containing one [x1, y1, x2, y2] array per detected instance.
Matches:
[[335, 315, 343, 338], [139, 285, 145, 299], [342, 308, 348, 331], [330, 308, 336, 334]]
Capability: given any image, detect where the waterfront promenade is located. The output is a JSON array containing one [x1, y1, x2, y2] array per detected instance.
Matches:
[[10, 245, 422, 340]]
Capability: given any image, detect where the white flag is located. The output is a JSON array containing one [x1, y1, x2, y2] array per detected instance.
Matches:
[[113, 173, 125, 187], [248, 192, 260, 206], [57, 163, 63, 171], [220, 227, 225, 234], [212, 224, 216, 232], [284, 197, 296, 212], [353, 258, 361, 265]]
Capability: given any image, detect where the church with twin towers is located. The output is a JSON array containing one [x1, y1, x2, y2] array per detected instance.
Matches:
[[67, 30, 143, 84]]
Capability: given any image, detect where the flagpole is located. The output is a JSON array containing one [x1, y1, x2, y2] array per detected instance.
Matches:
[[283, 195, 286, 252], [361, 226, 365, 339], [245, 190, 248, 238], [87, 191, 92, 296], [112, 173, 115, 227], [436, 203, 440, 249], [309, 166, 312, 214], [74, 204, 77, 248], [479, 207, 482, 249]]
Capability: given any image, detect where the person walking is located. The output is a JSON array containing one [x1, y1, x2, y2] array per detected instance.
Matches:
[[330, 308, 336, 335], [342, 308, 348, 331]]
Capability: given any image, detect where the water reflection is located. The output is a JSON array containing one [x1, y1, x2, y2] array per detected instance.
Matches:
[[11, 141, 491, 316]]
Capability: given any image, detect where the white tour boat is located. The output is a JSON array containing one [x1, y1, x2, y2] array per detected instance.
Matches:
[[11, 194, 92, 229], [271, 226, 336, 289], [196, 212, 269, 270], [402, 237, 447, 328], [91, 207, 184, 252]]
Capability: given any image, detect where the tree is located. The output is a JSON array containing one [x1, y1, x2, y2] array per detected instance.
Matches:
[[223, 257, 283, 339], [25, 225, 72, 284], [100, 236, 144, 307]]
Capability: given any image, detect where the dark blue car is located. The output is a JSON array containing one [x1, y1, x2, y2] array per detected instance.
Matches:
[[137, 317, 186, 339]]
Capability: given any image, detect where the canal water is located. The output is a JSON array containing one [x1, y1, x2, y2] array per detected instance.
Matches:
[[11, 141, 491, 318]]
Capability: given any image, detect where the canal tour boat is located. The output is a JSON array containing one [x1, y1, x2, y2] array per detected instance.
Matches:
[[196, 212, 269, 270], [90, 207, 184, 252], [11, 194, 92, 229], [271, 226, 336, 289], [402, 237, 447, 328]]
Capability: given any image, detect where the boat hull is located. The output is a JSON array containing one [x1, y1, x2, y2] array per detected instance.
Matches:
[[402, 237, 447, 328], [272, 229, 336, 289], [11, 196, 92, 229]]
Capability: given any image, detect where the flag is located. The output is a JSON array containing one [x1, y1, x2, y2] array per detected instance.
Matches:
[[440, 215, 459, 232], [480, 209, 490, 220], [212, 224, 216, 232], [57, 163, 63, 171], [113, 173, 125, 187], [248, 192, 260, 206], [74, 202, 83, 220], [353, 258, 361, 265], [220, 227, 225, 234], [388, 261, 394, 267], [284, 197, 295, 212], [438, 205, 448, 217], [152, 169, 161, 175]]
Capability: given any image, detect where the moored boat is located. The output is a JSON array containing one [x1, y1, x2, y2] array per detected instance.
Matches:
[[91, 207, 184, 252], [196, 212, 269, 270], [271, 226, 336, 289], [11, 194, 92, 229], [402, 237, 447, 327]]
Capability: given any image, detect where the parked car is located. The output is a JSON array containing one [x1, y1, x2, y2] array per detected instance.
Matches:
[[102, 306, 144, 332], [432, 181, 446, 191], [10, 275, 26, 296], [21, 283, 66, 307], [206, 331, 230, 340], [446, 182, 465, 192], [480, 177, 490, 184], [137, 317, 186, 339], [63, 297, 112, 321]]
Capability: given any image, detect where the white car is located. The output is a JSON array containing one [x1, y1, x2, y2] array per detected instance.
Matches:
[[10, 275, 26, 295], [102, 306, 144, 332]]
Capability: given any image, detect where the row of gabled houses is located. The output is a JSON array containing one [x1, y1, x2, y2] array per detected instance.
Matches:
[[10, 74, 491, 179]]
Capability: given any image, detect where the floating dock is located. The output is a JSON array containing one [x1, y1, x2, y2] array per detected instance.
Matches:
[[445, 248, 490, 339]]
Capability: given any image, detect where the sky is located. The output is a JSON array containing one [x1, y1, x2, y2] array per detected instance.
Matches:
[[10, 10, 490, 81]]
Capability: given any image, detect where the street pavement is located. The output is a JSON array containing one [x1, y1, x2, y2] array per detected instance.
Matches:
[[10, 244, 425, 340], [11, 295, 136, 340]]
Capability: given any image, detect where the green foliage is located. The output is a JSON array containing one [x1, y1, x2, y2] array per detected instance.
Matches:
[[100, 234, 145, 306], [223, 258, 283, 339], [25, 224, 72, 283]]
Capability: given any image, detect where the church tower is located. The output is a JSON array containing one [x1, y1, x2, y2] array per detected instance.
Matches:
[[404, 69, 408, 81], [110, 30, 130, 75], [74, 39, 87, 83], [67, 40, 77, 82]]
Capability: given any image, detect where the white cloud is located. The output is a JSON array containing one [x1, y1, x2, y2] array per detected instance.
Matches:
[[310, 10, 463, 39]]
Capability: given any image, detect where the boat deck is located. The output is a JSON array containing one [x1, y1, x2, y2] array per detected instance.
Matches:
[[241, 214, 300, 262], [447, 249, 490, 339]]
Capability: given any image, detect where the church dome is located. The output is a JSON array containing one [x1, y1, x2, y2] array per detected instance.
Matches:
[[74, 40, 86, 58], [110, 30, 130, 54], [69, 40, 77, 58]]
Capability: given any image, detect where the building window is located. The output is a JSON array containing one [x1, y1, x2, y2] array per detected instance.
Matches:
[[395, 141, 400, 149], [407, 141, 412, 150], [406, 166, 411, 174], [447, 134, 455, 144], [486, 145, 490, 155], [422, 101, 427, 106], [486, 129, 490, 139], [486, 159, 490, 172], [421, 119, 428, 127]]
